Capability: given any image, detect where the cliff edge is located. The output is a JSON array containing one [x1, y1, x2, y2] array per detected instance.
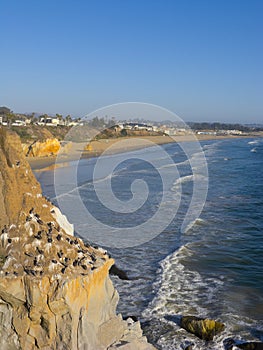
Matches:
[[0, 128, 155, 350]]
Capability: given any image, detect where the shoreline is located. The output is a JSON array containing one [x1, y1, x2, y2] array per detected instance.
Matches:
[[28, 133, 262, 171]]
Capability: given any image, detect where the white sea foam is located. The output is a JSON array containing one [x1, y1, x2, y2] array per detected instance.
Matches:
[[172, 174, 194, 189], [158, 159, 190, 170], [248, 140, 259, 145], [143, 243, 262, 349]]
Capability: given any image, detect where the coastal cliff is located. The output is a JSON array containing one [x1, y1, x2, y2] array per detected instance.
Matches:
[[0, 128, 155, 350]]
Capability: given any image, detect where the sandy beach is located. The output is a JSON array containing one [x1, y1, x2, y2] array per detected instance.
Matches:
[[28, 133, 261, 171]]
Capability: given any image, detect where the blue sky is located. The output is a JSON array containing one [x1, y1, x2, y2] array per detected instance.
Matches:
[[0, 0, 262, 123]]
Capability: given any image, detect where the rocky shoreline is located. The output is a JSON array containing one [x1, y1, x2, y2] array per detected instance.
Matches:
[[0, 128, 155, 350], [0, 128, 262, 350]]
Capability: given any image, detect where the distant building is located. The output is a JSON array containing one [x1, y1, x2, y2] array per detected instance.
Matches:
[[0, 116, 2, 125], [121, 122, 153, 131], [197, 131, 217, 135], [38, 117, 60, 126], [12, 120, 26, 126]]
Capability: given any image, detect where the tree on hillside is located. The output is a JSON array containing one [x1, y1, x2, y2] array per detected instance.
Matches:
[[0, 106, 12, 115], [29, 112, 37, 124], [65, 114, 72, 126], [6, 112, 16, 127]]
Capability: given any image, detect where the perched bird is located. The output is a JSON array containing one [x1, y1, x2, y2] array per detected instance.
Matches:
[[25, 252, 34, 257], [1, 226, 8, 234], [34, 232, 42, 240], [36, 247, 44, 255]]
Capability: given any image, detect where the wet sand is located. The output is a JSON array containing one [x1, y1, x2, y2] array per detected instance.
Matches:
[[28, 134, 260, 171]]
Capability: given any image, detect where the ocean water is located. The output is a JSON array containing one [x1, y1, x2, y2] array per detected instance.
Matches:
[[35, 137, 263, 349]]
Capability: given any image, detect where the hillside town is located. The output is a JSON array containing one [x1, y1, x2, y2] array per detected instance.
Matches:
[[0, 106, 262, 138]]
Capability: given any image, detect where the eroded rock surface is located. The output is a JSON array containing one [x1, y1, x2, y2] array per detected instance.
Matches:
[[25, 138, 61, 157]]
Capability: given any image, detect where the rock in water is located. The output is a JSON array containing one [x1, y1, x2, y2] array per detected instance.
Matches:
[[236, 343, 263, 350], [180, 315, 225, 341], [0, 128, 156, 350], [110, 264, 130, 280]]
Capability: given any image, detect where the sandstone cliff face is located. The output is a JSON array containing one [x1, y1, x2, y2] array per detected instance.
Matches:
[[0, 128, 155, 350], [23, 138, 72, 158], [25, 138, 61, 157]]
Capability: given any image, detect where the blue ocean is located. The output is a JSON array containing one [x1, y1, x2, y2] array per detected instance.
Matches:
[[35, 137, 263, 349]]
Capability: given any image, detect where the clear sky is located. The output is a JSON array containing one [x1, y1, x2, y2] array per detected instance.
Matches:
[[0, 0, 262, 123]]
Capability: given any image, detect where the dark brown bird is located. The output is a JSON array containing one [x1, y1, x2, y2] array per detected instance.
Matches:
[[36, 247, 44, 255], [25, 252, 34, 257]]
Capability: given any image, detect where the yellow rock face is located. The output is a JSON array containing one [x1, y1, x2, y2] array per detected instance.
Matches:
[[26, 138, 61, 157], [180, 316, 225, 341], [85, 143, 93, 151], [0, 262, 119, 350]]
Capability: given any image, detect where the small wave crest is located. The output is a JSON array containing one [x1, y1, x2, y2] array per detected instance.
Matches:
[[172, 174, 194, 189], [248, 140, 259, 145], [143, 243, 262, 349]]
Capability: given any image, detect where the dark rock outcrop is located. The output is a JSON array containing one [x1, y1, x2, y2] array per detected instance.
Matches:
[[224, 339, 263, 350], [110, 264, 130, 280]]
